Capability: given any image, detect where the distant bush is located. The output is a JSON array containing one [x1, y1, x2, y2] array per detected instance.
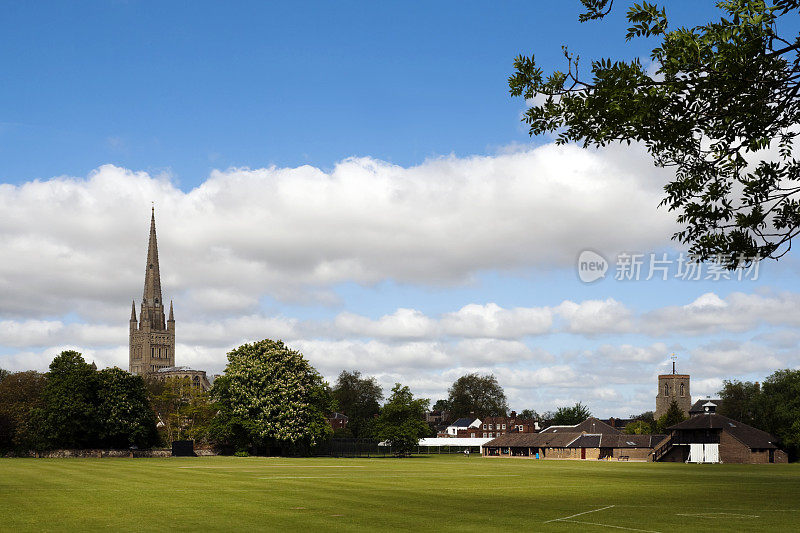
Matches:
[[234, 450, 249, 457], [625, 420, 652, 435]]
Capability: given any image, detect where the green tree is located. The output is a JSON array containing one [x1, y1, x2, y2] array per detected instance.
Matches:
[[146, 377, 215, 446], [551, 402, 592, 426], [447, 373, 508, 419], [519, 409, 541, 420], [332, 370, 383, 438], [718, 379, 763, 427], [211, 339, 334, 453], [206, 374, 255, 453], [655, 400, 687, 433], [34, 351, 100, 449], [371, 384, 430, 457], [0, 368, 9, 384], [625, 420, 653, 435], [96, 368, 158, 449], [432, 399, 450, 412], [760, 369, 800, 459], [509, 0, 800, 265], [0, 371, 46, 452]]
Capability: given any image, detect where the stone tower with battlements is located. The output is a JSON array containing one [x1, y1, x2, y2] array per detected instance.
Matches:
[[129, 208, 175, 374], [655, 356, 690, 419]]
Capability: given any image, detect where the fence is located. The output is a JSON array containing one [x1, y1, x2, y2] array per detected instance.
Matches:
[[311, 439, 484, 457], [312, 439, 397, 457], [415, 444, 482, 455]]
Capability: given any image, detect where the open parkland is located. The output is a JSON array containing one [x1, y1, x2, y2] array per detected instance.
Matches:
[[1, 455, 799, 532]]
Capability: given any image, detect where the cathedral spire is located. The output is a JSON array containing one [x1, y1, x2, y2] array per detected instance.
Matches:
[[142, 206, 163, 307], [168, 300, 174, 321], [130, 206, 175, 375]]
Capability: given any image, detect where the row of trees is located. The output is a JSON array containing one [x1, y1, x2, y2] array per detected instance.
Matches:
[[7, 344, 795, 456], [717, 370, 800, 458], [0, 340, 433, 456], [331, 370, 598, 440], [0, 351, 158, 452]]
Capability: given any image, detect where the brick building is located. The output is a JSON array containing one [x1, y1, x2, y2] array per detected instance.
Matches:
[[328, 412, 349, 431], [654, 411, 788, 463], [478, 412, 539, 438], [655, 359, 691, 419], [482, 420, 665, 461]]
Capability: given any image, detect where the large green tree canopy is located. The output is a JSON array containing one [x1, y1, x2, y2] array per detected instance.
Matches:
[[447, 373, 508, 419], [371, 384, 430, 456], [36, 351, 100, 449], [96, 368, 158, 449], [550, 402, 592, 426], [510, 0, 800, 266], [0, 371, 46, 452], [332, 370, 383, 438], [30, 351, 158, 450], [212, 339, 334, 449]]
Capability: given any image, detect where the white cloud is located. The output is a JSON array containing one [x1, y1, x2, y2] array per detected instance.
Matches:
[[642, 291, 800, 335], [691, 377, 725, 399], [0, 320, 124, 348], [589, 343, 670, 363], [332, 308, 436, 339], [0, 143, 675, 321], [689, 341, 788, 375], [557, 298, 633, 334], [440, 303, 553, 338]]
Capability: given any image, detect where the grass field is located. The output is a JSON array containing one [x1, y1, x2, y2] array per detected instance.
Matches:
[[1, 455, 799, 532]]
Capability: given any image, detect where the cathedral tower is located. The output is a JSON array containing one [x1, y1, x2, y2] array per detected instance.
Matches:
[[129, 208, 175, 374], [655, 356, 690, 419]]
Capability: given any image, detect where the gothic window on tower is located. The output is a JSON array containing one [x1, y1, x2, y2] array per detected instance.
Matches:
[[680, 383, 685, 396], [664, 383, 669, 396]]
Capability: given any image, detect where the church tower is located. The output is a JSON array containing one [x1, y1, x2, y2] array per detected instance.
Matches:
[[129, 207, 175, 375], [655, 355, 690, 419]]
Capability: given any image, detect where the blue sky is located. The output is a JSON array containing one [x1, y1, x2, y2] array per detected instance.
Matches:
[[2, 1, 799, 417], [0, 1, 725, 184]]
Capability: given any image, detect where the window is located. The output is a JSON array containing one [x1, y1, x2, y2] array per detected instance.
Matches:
[[483, 433, 487, 438], [489, 424, 493, 430], [489, 432, 493, 437], [664, 383, 670, 396], [502, 424, 506, 430], [483, 424, 486, 429], [680, 383, 685, 396]]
